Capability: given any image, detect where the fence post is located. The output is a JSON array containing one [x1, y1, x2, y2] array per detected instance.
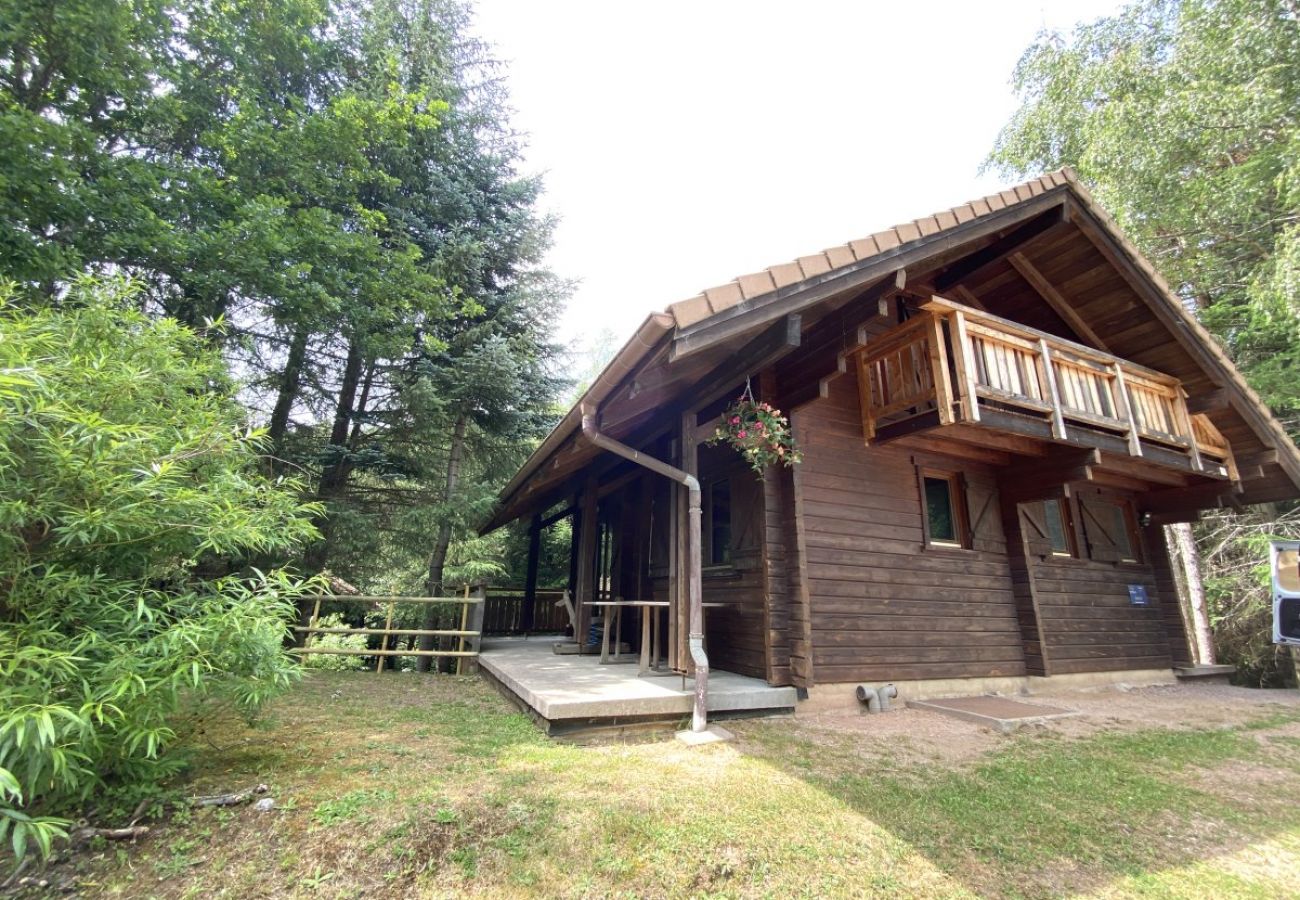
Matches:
[[462, 584, 488, 674]]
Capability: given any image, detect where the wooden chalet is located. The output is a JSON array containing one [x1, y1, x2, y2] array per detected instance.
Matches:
[[479, 168, 1300, 733]]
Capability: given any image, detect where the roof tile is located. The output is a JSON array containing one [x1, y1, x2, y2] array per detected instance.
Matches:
[[704, 281, 744, 311], [672, 293, 712, 328], [737, 271, 776, 300], [825, 245, 855, 269], [896, 222, 922, 243], [917, 216, 941, 237], [797, 254, 832, 278], [768, 262, 804, 289], [849, 235, 880, 258], [873, 229, 901, 253]]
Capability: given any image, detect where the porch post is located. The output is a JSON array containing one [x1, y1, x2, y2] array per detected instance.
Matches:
[[522, 514, 541, 635], [574, 474, 599, 651]]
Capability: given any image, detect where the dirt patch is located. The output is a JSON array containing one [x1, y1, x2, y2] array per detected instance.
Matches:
[[782, 683, 1300, 768], [779, 706, 1010, 766]]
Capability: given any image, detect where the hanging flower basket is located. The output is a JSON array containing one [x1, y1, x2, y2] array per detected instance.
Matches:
[[706, 388, 802, 475]]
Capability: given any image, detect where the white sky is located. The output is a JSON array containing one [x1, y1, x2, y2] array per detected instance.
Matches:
[[471, 0, 1123, 358]]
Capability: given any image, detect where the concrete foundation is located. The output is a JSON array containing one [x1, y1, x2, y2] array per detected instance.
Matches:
[[906, 696, 1079, 734], [800, 668, 1178, 714], [478, 638, 796, 735]]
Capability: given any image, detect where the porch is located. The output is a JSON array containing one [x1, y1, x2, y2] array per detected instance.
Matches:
[[477, 637, 798, 736]]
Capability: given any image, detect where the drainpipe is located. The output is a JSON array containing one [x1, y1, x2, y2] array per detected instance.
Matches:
[[580, 406, 709, 732]]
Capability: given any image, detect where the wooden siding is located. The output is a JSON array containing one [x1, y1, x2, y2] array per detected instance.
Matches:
[[791, 370, 1027, 684], [699, 444, 768, 680], [1027, 487, 1181, 675]]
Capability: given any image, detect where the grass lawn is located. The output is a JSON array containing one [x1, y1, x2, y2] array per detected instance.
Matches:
[[56, 672, 1300, 899]]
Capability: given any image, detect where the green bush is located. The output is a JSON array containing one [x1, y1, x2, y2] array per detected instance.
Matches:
[[302, 614, 369, 671], [0, 278, 320, 860]]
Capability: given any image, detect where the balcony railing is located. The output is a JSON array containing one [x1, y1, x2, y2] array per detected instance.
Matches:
[[854, 296, 1234, 475]]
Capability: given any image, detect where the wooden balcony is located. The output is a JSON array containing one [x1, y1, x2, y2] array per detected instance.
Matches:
[[855, 296, 1235, 478]]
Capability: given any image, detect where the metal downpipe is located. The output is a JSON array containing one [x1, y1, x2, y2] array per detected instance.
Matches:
[[579, 408, 709, 732]]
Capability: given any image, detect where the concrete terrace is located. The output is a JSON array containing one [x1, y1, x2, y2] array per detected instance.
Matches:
[[478, 638, 797, 736]]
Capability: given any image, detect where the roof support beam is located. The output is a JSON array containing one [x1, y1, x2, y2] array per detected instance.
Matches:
[[1007, 251, 1109, 351], [933, 206, 1067, 291], [671, 313, 803, 414], [1138, 480, 1243, 516]]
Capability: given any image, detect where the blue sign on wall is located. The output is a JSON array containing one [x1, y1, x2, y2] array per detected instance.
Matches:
[[1128, 584, 1150, 606]]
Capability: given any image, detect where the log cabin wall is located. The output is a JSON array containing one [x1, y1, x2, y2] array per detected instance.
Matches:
[[697, 442, 768, 680], [1024, 488, 1189, 675], [788, 369, 1028, 684]]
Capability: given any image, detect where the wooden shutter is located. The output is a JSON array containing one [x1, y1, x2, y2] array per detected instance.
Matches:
[[1020, 502, 1055, 557], [965, 480, 1003, 553], [1079, 498, 1123, 562]]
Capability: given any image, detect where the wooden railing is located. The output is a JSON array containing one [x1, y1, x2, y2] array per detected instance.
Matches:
[[856, 295, 1234, 472], [481, 587, 571, 635], [292, 590, 485, 674]]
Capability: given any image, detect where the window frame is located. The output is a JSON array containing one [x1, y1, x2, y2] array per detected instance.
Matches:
[[1042, 497, 1078, 558], [917, 467, 970, 550]]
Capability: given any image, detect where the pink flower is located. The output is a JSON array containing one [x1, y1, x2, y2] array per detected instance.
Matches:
[[737, 430, 747, 439], [730, 416, 740, 425]]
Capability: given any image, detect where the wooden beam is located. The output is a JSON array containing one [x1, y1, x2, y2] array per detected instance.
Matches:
[[933, 206, 1068, 291], [675, 313, 802, 406], [539, 504, 576, 529], [941, 424, 1050, 457], [1235, 448, 1279, 470], [1007, 251, 1108, 351], [1147, 509, 1202, 526], [1138, 480, 1243, 515], [950, 284, 987, 312], [670, 191, 1069, 360], [574, 475, 600, 651], [522, 515, 542, 632]]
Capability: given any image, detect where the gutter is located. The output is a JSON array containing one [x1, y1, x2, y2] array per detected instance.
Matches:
[[579, 406, 709, 733]]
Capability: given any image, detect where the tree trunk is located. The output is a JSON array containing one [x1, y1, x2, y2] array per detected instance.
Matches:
[[269, 326, 310, 470], [1169, 522, 1216, 665], [297, 338, 366, 636], [415, 411, 468, 672]]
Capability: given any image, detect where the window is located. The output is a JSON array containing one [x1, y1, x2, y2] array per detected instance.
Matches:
[[921, 470, 967, 548], [1043, 498, 1074, 557], [1079, 497, 1140, 563], [705, 477, 732, 566]]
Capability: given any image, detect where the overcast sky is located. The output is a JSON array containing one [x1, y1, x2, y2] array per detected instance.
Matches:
[[470, 0, 1123, 358]]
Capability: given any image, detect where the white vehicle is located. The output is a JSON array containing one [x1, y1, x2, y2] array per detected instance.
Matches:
[[1271, 540, 1300, 646]]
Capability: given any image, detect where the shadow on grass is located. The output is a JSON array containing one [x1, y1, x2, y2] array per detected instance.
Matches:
[[734, 709, 1300, 897]]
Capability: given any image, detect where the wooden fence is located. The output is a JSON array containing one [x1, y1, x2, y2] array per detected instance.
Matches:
[[481, 587, 571, 635], [291, 588, 485, 674]]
